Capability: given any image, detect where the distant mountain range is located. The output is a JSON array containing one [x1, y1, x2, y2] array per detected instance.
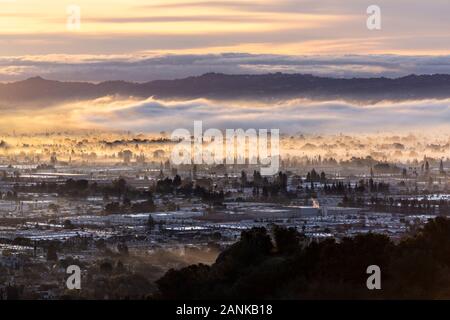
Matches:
[[2, 73, 450, 107]]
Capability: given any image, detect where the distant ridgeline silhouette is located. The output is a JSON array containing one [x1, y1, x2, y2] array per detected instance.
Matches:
[[2, 73, 450, 106]]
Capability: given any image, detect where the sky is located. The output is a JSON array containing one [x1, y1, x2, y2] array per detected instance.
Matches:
[[0, 0, 449, 81], [0, 0, 449, 134]]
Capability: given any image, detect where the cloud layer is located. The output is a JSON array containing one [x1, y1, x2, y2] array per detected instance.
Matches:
[[1, 53, 450, 82], [4, 95, 446, 134], [0, 1, 449, 57]]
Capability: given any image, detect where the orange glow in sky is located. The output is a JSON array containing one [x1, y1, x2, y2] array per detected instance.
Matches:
[[0, 0, 448, 56]]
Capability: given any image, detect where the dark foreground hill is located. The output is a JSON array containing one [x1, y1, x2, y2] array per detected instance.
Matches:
[[2, 73, 450, 107], [155, 217, 450, 299]]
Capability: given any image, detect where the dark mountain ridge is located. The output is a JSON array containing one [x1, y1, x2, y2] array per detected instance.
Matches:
[[1, 73, 450, 106]]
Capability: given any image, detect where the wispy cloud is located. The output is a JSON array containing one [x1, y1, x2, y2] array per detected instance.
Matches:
[[0, 0, 449, 56]]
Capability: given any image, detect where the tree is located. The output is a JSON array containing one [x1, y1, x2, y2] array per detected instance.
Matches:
[[119, 150, 133, 164], [272, 225, 303, 255], [173, 174, 182, 188], [147, 214, 156, 230], [113, 178, 127, 200], [63, 219, 74, 229], [46, 245, 58, 261], [240, 171, 247, 187], [117, 242, 129, 256], [100, 260, 113, 273]]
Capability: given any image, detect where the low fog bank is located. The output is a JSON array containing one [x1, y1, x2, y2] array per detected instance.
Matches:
[[1, 96, 449, 135]]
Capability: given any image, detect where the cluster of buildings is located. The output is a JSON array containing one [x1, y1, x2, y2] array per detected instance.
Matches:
[[0, 152, 448, 298]]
